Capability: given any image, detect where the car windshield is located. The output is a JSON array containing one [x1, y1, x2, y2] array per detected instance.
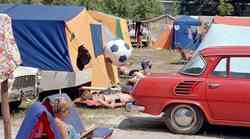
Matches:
[[180, 54, 206, 75]]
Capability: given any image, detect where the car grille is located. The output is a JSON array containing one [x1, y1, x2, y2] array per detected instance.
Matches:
[[12, 75, 36, 90]]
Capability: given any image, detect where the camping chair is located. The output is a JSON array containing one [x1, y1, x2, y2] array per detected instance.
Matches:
[[42, 93, 113, 139], [16, 102, 62, 139]]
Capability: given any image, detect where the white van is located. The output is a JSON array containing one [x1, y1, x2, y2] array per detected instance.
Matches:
[[0, 66, 91, 109], [0, 66, 40, 109]]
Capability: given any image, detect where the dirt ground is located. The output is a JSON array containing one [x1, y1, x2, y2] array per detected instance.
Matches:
[[1, 48, 250, 139]]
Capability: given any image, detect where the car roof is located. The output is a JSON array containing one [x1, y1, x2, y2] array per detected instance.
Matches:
[[200, 46, 250, 56]]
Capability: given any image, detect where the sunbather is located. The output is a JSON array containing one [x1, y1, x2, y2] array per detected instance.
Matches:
[[75, 91, 134, 109]]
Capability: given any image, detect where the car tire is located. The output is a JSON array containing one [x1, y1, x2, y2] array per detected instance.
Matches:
[[9, 100, 22, 111], [163, 104, 204, 134], [0, 100, 22, 113]]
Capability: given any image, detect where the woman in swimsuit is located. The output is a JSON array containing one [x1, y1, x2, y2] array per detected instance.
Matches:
[[92, 93, 134, 109], [75, 91, 134, 109]]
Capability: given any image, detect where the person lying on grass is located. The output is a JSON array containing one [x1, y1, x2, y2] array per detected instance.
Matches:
[[74, 91, 134, 109]]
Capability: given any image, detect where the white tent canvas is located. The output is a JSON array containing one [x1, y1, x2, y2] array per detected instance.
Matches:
[[196, 23, 250, 53]]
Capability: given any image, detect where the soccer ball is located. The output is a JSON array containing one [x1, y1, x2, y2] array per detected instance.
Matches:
[[104, 39, 132, 66]]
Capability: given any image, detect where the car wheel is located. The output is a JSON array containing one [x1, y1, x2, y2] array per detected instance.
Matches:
[[9, 100, 22, 111], [163, 104, 204, 134], [0, 100, 22, 113]]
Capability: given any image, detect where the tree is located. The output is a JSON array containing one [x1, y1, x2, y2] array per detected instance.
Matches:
[[79, 0, 163, 20], [217, 0, 234, 16], [0, 0, 163, 20], [131, 0, 163, 20], [93, 0, 133, 18], [229, 0, 248, 16], [174, 0, 236, 16]]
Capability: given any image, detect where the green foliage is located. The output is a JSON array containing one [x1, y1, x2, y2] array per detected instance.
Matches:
[[131, 0, 163, 20], [93, 0, 133, 18], [174, 0, 237, 16], [218, 0, 234, 16], [173, 0, 181, 16], [82, 0, 163, 20], [0, 0, 163, 20]]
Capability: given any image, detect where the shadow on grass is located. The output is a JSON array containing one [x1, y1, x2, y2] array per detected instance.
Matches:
[[118, 116, 250, 139], [118, 116, 167, 132], [0, 107, 26, 120]]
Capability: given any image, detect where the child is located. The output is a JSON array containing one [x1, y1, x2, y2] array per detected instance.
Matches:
[[52, 97, 81, 139]]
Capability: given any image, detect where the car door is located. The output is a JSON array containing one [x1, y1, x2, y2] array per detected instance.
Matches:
[[206, 57, 250, 122]]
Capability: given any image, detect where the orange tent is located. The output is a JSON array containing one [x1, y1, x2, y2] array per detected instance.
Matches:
[[152, 25, 173, 49]]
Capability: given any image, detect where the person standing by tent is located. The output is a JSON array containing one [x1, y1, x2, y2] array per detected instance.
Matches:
[[135, 21, 143, 48], [76, 44, 91, 71]]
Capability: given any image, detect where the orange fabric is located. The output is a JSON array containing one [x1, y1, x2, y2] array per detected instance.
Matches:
[[152, 25, 173, 49], [213, 16, 250, 26], [65, 11, 111, 87]]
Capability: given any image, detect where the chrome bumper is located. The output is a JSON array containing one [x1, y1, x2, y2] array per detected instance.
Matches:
[[126, 102, 145, 112]]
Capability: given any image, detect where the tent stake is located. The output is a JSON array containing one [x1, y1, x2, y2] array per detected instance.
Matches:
[[1, 80, 11, 139]]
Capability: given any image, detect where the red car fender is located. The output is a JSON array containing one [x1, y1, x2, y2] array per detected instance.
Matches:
[[161, 99, 212, 122]]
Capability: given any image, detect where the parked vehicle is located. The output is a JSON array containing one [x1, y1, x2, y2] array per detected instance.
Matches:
[[128, 46, 250, 134], [0, 66, 91, 110], [0, 66, 40, 109]]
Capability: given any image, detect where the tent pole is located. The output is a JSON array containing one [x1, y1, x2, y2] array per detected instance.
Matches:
[[1, 79, 11, 139]]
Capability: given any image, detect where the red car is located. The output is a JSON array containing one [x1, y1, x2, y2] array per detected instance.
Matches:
[[129, 46, 250, 134]]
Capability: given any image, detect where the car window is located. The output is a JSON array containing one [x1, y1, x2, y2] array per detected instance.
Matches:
[[230, 57, 250, 78], [212, 58, 227, 77], [180, 54, 206, 75]]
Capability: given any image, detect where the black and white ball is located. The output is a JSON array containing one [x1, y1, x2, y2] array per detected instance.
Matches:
[[104, 39, 132, 66]]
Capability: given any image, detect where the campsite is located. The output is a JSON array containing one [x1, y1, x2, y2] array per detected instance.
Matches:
[[1, 0, 250, 139], [1, 48, 250, 139]]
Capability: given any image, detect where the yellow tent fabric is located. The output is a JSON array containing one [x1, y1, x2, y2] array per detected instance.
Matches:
[[65, 11, 111, 87], [152, 24, 173, 49], [88, 10, 131, 85], [65, 10, 131, 87], [120, 18, 131, 47], [88, 10, 131, 46], [88, 11, 116, 35]]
